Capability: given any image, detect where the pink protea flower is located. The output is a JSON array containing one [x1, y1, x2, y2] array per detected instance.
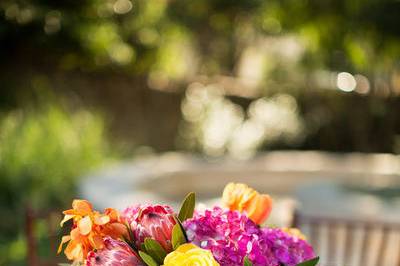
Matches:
[[86, 237, 143, 266], [123, 205, 177, 252]]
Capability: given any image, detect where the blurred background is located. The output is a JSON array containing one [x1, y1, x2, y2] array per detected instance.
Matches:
[[1, 0, 400, 265]]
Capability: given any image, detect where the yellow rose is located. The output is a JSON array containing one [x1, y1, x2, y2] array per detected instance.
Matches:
[[282, 227, 307, 240], [163, 244, 220, 266]]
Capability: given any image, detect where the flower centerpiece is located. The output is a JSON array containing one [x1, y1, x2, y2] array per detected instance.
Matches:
[[58, 183, 319, 266]]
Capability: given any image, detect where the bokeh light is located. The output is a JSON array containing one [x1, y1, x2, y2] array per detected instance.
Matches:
[[337, 72, 357, 92], [113, 0, 133, 14], [180, 83, 305, 158]]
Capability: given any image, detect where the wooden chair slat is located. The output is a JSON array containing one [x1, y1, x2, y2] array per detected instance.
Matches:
[[376, 227, 389, 266], [25, 206, 65, 266], [318, 222, 329, 263], [334, 223, 347, 265], [292, 211, 400, 266]]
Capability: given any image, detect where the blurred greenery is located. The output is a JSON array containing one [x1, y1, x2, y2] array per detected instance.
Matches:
[[1, 0, 399, 75], [1, 0, 400, 154], [0, 102, 109, 265]]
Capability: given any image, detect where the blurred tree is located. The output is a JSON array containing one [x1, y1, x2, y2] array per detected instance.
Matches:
[[0, 0, 400, 152], [266, 0, 400, 74], [0, 100, 109, 265]]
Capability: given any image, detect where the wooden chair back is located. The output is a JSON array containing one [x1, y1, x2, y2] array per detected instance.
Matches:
[[292, 211, 400, 266], [25, 206, 66, 266]]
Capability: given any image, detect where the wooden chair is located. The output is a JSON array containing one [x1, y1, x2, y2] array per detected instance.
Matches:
[[291, 210, 400, 266], [25, 206, 67, 266]]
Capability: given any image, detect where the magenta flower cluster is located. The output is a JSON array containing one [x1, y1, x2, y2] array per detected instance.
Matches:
[[183, 207, 315, 266]]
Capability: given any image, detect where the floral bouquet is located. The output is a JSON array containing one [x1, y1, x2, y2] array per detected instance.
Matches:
[[58, 183, 319, 266]]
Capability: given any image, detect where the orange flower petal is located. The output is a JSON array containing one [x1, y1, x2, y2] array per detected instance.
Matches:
[[222, 183, 273, 225], [94, 214, 110, 225], [238, 189, 257, 212], [223, 183, 257, 211], [63, 209, 76, 215], [65, 241, 84, 261], [78, 216, 92, 235], [222, 183, 237, 207], [72, 199, 93, 216], [112, 222, 128, 235], [88, 233, 104, 250], [102, 222, 128, 239], [104, 208, 119, 221], [60, 214, 74, 227], [246, 194, 272, 225], [70, 227, 81, 240], [57, 235, 71, 254]]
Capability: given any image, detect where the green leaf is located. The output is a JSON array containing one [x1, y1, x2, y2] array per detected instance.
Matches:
[[172, 223, 187, 250], [178, 192, 196, 222], [139, 251, 159, 266], [123, 225, 138, 252], [175, 215, 189, 241], [144, 238, 167, 264], [243, 256, 253, 266], [141, 243, 147, 253], [296, 257, 319, 266]]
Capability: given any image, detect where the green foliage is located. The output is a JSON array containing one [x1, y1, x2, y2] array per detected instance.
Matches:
[[296, 257, 319, 266], [171, 223, 187, 250], [0, 103, 109, 265], [243, 256, 253, 266], [1, 0, 400, 155], [143, 238, 167, 264], [0, 104, 108, 210], [2, 0, 399, 76], [139, 251, 159, 266], [178, 192, 195, 222]]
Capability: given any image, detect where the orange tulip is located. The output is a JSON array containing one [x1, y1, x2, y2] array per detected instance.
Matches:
[[58, 199, 128, 262], [222, 183, 272, 225]]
